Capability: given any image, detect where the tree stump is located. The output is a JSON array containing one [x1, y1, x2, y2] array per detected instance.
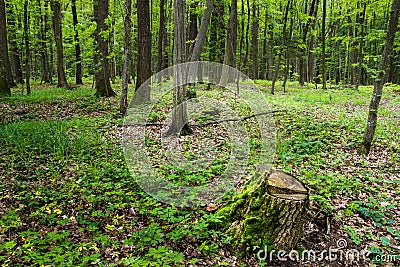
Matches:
[[216, 164, 309, 255]]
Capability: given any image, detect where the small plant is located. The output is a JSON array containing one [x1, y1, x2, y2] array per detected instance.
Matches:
[[343, 225, 363, 245], [199, 241, 219, 256]]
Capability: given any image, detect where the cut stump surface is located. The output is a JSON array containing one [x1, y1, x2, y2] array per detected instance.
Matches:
[[216, 164, 309, 255]]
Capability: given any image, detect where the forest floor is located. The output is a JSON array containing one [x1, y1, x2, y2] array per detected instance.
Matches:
[[0, 80, 399, 266]]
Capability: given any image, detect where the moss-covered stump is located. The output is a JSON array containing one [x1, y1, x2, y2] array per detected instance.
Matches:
[[216, 164, 309, 255]]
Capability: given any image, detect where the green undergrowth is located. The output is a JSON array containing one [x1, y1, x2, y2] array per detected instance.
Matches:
[[0, 81, 399, 266]]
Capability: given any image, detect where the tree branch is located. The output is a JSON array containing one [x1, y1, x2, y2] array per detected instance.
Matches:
[[121, 109, 286, 127]]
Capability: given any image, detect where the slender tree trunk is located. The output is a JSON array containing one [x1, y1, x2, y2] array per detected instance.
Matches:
[[243, 0, 250, 73], [321, 0, 327, 89], [39, 2, 53, 84], [24, 0, 31, 95], [271, 0, 291, 94], [157, 0, 167, 82], [50, 0, 68, 88], [72, 0, 83, 84], [300, 0, 316, 85], [187, 4, 198, 56], [283, 15, 293, 92], [6, 5, 23, 84], [135, 0, 151, 101], [221, 0, 238, 85], [251, 3, 259, 79], [362, 0, 400, 154], [0, 0, 15, 88], [120, 0, 132, 115], [261, 9, 267, 80], [93, 0, 116, 97], [190, 0, 212, 62], [355, 1, 366, 90], [110, 0, 117, 83], [166, 0, 192, 136], [187, 0, 212, 84], [0, 0, 10, 96], [238, 0, 245, 72], [267, 24, 274, 80], [307, 0, 319, 82]]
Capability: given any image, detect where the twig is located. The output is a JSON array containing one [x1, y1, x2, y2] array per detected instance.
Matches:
[[121, 109, 286, 127], [197, 109, 286, 126]]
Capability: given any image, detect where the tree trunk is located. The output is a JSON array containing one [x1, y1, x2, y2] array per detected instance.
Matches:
[[6, 4, 23, 84], [271, 0, 291, 94], [307, 0, 319, 82], [93, 0, 116, 97], [300, 0, 317, 85], [243, 0, 250, 74], [187, 4, 198, 57], [267, 25, 274, 80], [165, 0, 192, 136], [321, 0, 327, 89], [0, 0, 10, 96], [135, 0, 151, 102], [216, 164, 309, 255], [251, 3, 259, 80], [190, 0, 212, 62], [221, 0, 238, 85], [261, 9, 267, 80], [0, 0, 15, 88], [39, 2, 52, 84], [71, 0, 83, 84], [110, 0, 117, 84], [120, 0, 132, 115], [355, 1, 366, 90], [23, 0, 31, 95], [50, 0, 68, 88], [187, 0, 212, 83], [157, 0, 168, 82], [362, 0, 400, 154]]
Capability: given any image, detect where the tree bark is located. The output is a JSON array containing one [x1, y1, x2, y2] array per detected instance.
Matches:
[[157, 0, 168, 82], [165, 0, 192, 136], [1, 0, 15, 88], [0, 0, 10, 96], [135, 0, 151, 102], [251, 3, 259, 80], [221, 0, 237, 85], [362, 0, 400, 154], [321, 0, 327, 89], [216, 164, 309, 255], [50, 0, 68, 88], [355, 1, 367, 90], [93, 0, 116, 97], [271, 0, 291, 94], [307, 0, 319, 82], [71, 0, 83, 84], [190, 0, 213, 62], [23, 0, 31, 95], [300, 0, 317, 85], [187, 0, 212, 84], [39, 1, 52, 84], [6, 4, 23, 84], [120, 0, 132, 115], [267, 24, 274, 80], [261, 9, 267, 80], [187, 4, 198, 56]]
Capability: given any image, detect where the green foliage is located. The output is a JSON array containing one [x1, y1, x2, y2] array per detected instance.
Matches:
[[343, 225, 363, 245], [1, 82, 399, 265]]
